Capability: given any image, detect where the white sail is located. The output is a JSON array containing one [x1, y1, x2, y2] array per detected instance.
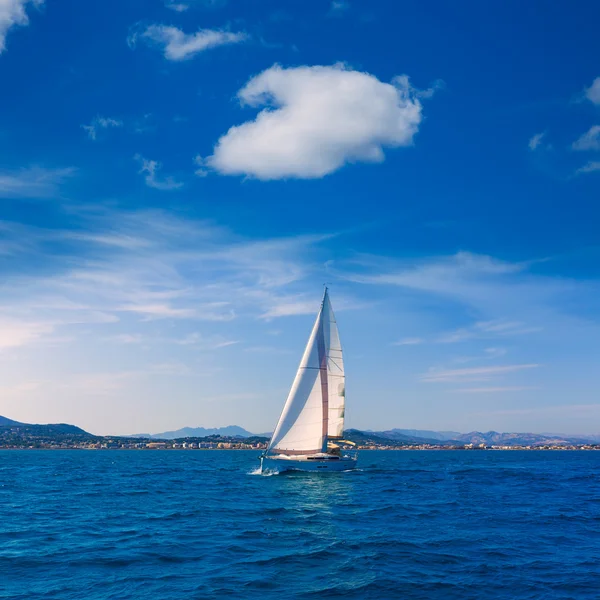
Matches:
[[267, 302, 326, 454], [267, 289, 345, 455], [322, 293, 345, 439]]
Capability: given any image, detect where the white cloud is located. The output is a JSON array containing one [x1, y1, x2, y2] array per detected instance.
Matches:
[[0, 209, 338, 348], [207, 64, 424, 179], [0, 381, 40, 397], [135, 155, 183, 190], [329, 1, 349, 15], [243, 345, 291, 354], [452, 386, 538, 393], [584, 77, 600, 105], [165, 0, 226, 9], [484, 347, 507, 358], [572, 125, 600, 151], [165, 2, 189, 11], [0, 0, 42, 53], [576, 161, 600, 175], [438, 320, 541, 343], [176, 333, 239, 348], [193, 154, 209, 177], [82, 116, 123, 141], [335, 251, 585, 335], [151, 362, 192, 376], [0, 317, 54, 351], [0, 166, 76, 199], [119, 302, 234, 321], [452, 347, 509, 364], [528, 132, 545, 151], [392, 337, 423, 346], [118, 303, 198, 320], [131, 24, 247, 61], [421, 364, 539, 383], [415, 78, 445, 100], [259, 297, 322, 319], [58, 371, 140, 395], [110, 334, 144, 344], [342, 251, 524, 290]]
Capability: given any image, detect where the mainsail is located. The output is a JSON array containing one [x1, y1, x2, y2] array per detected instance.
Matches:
[[267, 289, 346, 455]]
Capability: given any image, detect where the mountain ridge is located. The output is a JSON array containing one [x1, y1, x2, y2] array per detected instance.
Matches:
[[3, 416, 598, 446], [373, 428, 461, 441], [129, 425, 256, 440]]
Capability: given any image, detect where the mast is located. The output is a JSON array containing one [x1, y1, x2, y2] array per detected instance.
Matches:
[[318, 287, 329, 453]]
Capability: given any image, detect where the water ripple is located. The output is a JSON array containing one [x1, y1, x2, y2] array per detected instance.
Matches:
[[1, 450, 599, 599]]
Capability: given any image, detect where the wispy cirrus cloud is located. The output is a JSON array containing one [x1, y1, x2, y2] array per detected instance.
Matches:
[[0, 317, 54, 351], [0, 166, 76, 199], [105, 331, 239, 350], [0, 0, 43, 53], [176, 333, 239, 348], [129, 24, 247, 61], [165, 2, 189, 11], [82, 116, 123, 141], [421, 364, 539, 383], [452, 347, 508, 364], [392, 337, 424, 346], [118, 302, 234, 321], [452, 386, 538, 393], [528, 132, 546, 151], [584, 77, 600, 105], [165, 0, 227, 10], [0, 207, 340, 356], [576, 161, 600, 175], [571, 125, 600, 151], [438, 320, 542, 344], [328, 1, 350, 16], [134, 155, 183, 190], [334, 250, 588, 331]]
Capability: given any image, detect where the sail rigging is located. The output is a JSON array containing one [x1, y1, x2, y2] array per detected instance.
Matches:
[[267, 289, 346, 455]]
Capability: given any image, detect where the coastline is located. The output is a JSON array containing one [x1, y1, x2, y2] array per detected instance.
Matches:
[[1, 446, 598, 451]]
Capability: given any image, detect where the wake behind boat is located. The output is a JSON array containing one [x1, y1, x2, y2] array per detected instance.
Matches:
[[260, 289, 357, 473]]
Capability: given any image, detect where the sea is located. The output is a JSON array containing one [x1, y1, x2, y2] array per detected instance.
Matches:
[[1, 450, 599, 600]]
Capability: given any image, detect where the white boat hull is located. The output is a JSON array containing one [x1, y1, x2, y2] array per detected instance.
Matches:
[[260, 454, 357, 473]]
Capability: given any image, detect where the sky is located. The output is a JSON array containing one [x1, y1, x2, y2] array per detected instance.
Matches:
[[1, 0, 600, 436]]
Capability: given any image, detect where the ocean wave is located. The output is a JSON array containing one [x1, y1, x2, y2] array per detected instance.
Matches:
[[2, 450, 599, 599]]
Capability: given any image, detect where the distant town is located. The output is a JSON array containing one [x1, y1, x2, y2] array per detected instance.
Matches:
[[0, 416, 598, 451]]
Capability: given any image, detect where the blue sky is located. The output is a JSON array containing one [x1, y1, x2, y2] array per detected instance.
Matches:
[[1, 0, 600, 435]]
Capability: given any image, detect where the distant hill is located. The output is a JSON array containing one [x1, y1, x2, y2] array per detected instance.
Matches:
[[542, 432, 600, 443], [344, 429, 448, 446], [452, 431, 592, 446], [363, 428, 598, 446], [136, 425, 597, 446], [0, 415, 93, 448], [0, 415, 90, 436], [0, 416, 23, 427], [135, 425, 256, 440], [375, 429, 461, 442]]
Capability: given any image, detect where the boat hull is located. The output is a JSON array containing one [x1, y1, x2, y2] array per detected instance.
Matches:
[[260, 454, 357, 473]]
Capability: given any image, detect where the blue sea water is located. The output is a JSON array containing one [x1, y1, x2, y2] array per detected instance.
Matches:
[[1, 450, 599, 600]]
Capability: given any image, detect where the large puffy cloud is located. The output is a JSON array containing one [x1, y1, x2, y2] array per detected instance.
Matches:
[[206, 64, 424, 180], [0, 0, 42, 53]]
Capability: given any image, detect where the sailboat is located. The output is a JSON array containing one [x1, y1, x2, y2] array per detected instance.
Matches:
[[260, 289, 357, 473]]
